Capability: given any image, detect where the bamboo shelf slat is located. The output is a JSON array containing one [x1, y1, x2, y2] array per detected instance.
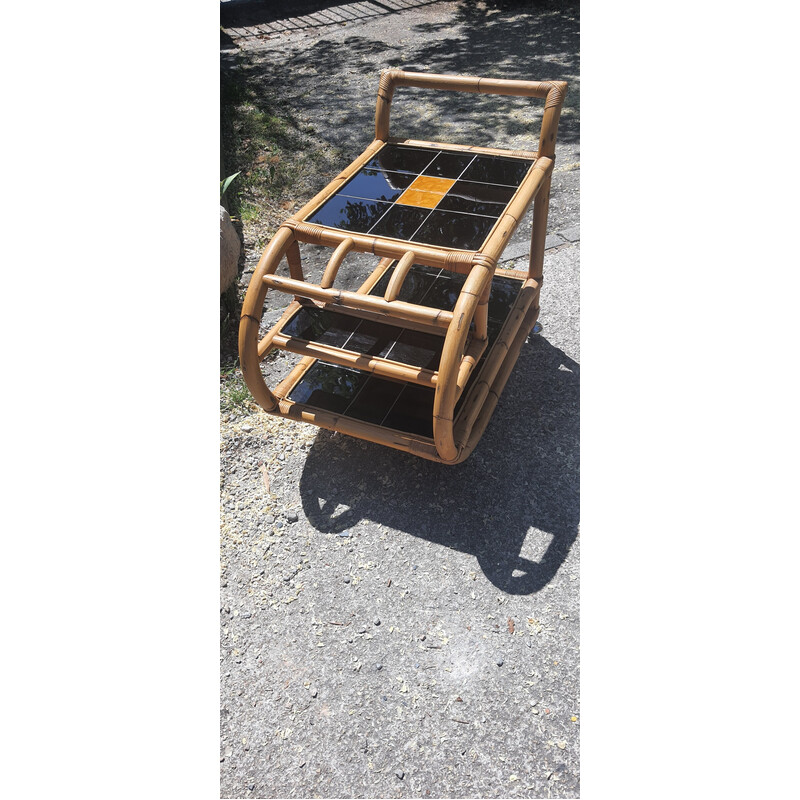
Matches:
[[238, 69, 568, 464]]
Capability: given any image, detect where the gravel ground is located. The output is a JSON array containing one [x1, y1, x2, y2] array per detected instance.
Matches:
[[220, 2, 580, 797]]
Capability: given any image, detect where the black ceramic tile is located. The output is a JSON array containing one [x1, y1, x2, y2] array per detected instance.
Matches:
[[368, 264, 395, 297], [281, 306, 359, 348], [419, 272, 467, 310], [344, 318, 403, 359], [412, 210, 497, 251], [387, 328, 443, 370], [488, 276, 523, 321], [368, 205, 431, 240], [339, 168, 416, 203], [459, 155, 534, 186], [437, 180, 516, 216], [455, 273, 524, 415], [382, 384, 435, 438], [434, 195, 505, 218], [289, 362, 369, 414], [394, 267, 440, 305], [307, 195, 391, 232], [362, 144, 438, 174], [343, 376, 404, 426], [422, 151, 475, 179]]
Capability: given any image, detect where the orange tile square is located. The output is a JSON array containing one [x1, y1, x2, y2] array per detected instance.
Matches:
[[396, 189, 444, 209], [396, 175, 455, 208], [409, 175, 455, 194]]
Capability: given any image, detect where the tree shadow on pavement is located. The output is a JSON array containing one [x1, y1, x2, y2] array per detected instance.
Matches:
[[298, 334, 579, 595], [220, 0, 579, 196]]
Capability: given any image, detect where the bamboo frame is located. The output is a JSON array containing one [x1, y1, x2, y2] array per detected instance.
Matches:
[[238, 70, 567, 464]]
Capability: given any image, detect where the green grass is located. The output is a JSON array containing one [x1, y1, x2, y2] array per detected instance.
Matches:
[[220, 366, 254, 414]]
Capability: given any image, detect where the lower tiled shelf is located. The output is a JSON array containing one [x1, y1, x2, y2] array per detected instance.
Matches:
[[274, 263, 525, 441]]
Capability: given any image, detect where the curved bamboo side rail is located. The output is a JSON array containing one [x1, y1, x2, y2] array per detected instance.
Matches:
[[452, 277, 539, 452], [238, 225, 297, 412], [433, 261, 494, 462]]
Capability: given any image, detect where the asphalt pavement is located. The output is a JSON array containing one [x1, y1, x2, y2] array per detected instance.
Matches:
[[220, 2, 580, 797]]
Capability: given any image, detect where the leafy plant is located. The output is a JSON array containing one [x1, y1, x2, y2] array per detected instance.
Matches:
[[220, 171, 241, 200]]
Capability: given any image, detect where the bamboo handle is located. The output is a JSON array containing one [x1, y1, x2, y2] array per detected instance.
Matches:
[[383, 251, 417, 302], [320, 237, 354, 289]]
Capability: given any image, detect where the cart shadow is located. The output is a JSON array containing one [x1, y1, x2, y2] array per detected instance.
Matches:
[[298, 335, 579, 594]]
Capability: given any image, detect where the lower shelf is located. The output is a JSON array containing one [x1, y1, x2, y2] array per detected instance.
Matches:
[[270, 262, 527, 444]]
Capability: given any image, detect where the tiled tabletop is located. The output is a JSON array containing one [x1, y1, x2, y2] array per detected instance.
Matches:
[[305, 144, 535, 251]]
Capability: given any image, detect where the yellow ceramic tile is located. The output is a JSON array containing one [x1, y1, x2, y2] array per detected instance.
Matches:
[[396, 189, 443, 209], [409, 175, 455, 194], [396, 175, 455, 207]]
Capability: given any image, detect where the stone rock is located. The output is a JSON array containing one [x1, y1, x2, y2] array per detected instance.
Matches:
[[220, 205, 240, 294]]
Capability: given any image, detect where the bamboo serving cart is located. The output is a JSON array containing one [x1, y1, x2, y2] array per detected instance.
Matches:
[[239, 69, 567, 464]]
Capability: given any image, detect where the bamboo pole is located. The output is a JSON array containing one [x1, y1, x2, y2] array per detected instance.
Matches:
[[271, 332, 439, 388], [319, 303, 447, 338], [537, 81, 568, 160], [383, 250, 417, 302], [385, 69, 554, 98], [285, 221, 480, 269], [388, 136, 538, 161], [276, 398, 442, 461], [433, 262, 493, 461], [480, 157, 553, 264], [459, 301, 541, 461], [262, 274, 454, 329], [320, 237, 355, 289], [286, 240, 304, 282], [274, 355, 316, 399], [455, 335, 488, 402], [357, 258, 395, 294], [238, 226, 296, 412], [257, 300, 303, 359], [453, 278, 538, 448]]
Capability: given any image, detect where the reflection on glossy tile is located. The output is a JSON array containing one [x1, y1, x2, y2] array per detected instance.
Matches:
[[406, 175, 455, 194], [460, 155, 534, 186], [344, 318, 401, 359], [394, 267, 439, 304], [455, 272, 525, 415], [412, 210, 496, 250], [368, 205, 431, 240], [488, 276, 523, 321], [423, 151, 475, 178], [388, 328, 443, 370], [281, 307, 359, 347], [307, 194, 391, 232], [289, 362, 368, 414], [382, 384, 435, 438], [340, 168, 416, 202], [344, 376, 403, 426], [437, 179, 515, 217], [368, 264, 395, 297], [363, 144, 438, 174], [420, 272, 467, 310], [435, 195, 504, 217], [287, 268, 526, 437]]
